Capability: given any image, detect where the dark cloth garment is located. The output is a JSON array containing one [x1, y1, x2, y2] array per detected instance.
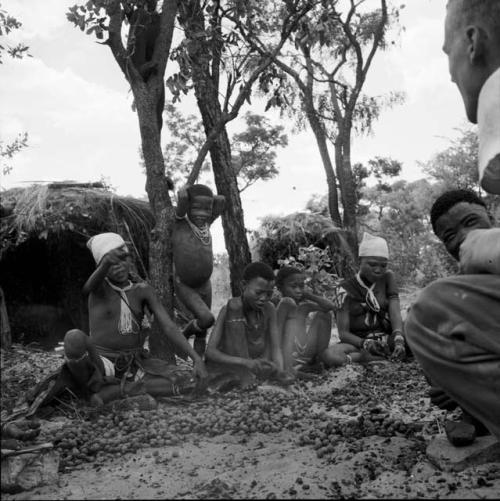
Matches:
[[339, 275, 398, 338], [94, 345, 190, 383], [406, 274, 500, 439], [21, 347, 193, 416]]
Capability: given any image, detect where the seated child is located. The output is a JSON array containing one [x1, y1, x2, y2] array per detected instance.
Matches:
[[276, 266, 338, 373], [323, 232, 407, 365], [57, 232, 208, 406], [206, 262, 291, 386]]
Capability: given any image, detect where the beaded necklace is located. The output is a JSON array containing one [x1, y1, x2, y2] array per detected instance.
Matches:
[[186, 216, 211, 246]]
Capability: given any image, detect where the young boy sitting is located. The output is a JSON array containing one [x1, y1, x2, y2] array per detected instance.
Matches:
[[206, 262, 292, 386], [276, 266, 338, 373], [59, 232, 208, 405]]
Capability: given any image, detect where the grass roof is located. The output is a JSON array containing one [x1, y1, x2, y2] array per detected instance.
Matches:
[[0, 183, 155, 263]]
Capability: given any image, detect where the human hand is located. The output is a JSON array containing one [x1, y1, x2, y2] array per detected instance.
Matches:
[[192, 358, 208, 385], [391, 342, 406, 361], [362, 339, 386, 357], [428, 386, 458, 411], [102, 246, 129, 267], [2, 419, 40, 441], [247, 358, 275, 376]]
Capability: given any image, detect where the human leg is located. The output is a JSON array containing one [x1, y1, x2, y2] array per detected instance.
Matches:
[[321, 342, 363, 367], [175, 279, 214, 356], [406, 275, 500, 439]]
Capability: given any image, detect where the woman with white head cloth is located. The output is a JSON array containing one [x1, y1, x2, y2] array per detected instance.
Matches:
[[322, 233, 407, 367]]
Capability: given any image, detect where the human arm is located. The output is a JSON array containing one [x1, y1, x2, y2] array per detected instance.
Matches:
[[210, 195, 225, 224], [386, 271, 406, 359], [302, 290, 337, 312], [143, 285, 207, 381], [82, 246, 129, 296], [336, 304, 364, 350], [176, 187, 189, 218], [267, 303, 283, 371]]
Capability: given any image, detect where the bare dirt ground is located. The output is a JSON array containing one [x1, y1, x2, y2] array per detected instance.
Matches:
[[2, 347, 500, 500], [2, 288, 499, 499]]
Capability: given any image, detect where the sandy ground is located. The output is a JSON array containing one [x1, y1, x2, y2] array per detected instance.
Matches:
[[2, 356, 500, 500]]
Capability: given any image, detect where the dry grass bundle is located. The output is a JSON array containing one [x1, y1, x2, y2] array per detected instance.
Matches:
[[0, 183, 155, 259]]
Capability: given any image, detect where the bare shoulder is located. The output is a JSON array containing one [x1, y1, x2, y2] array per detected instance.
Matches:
[[226, 296, 243, 312]]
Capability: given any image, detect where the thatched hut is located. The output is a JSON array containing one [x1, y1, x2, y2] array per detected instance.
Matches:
[[0, 182, 155, 347]]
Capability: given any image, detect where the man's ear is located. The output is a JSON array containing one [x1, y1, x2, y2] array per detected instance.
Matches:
[[466, 25, 486, 63]]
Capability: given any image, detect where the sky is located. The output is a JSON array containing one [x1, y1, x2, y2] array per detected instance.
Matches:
[[0, 0, 470, 253]]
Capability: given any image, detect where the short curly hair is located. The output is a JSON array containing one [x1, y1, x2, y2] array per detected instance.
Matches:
[[276, 266, 303, 289], [242, 262, 275, 282], [430, 189, 487, 233]]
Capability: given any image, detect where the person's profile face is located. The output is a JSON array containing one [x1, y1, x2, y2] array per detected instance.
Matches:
[[280, 273, 305, 302], [435, 201, 492, 260], [443, 5, 487, 123], [359, 257, 388, 284], [242, 277, 274, 310]]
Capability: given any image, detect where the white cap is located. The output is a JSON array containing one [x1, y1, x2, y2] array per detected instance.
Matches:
[[358, 232, 389, 259], [87, 232, 128, 264]]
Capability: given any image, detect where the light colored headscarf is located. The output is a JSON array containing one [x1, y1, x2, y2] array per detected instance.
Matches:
[[87, 232, 128, 265], [358, 232, 389, 259]]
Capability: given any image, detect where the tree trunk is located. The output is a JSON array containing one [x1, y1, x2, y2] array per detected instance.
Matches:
[[0, 286, 12, 349], [305, 106, 342, 227], [134, 84, 176, 363], [179, 1, 252, 296], [334, 124, 359, 256]]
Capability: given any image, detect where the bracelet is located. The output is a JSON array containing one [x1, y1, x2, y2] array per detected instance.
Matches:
[[394, 334, 405, 345], [392, 329, 404, 336]]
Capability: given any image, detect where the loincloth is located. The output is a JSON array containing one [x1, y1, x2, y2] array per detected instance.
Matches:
[[94, 345, 191, 386]]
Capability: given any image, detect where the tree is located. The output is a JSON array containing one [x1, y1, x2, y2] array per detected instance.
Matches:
[[233, 0, 404, 255], [1, 4, 30, 178], [162, 107, 288, 192], [1, 132, 28, 176], [67, 0, 179, 360], [0, 3, 30, 63], [232, 112, 288, 192], [172, 0, 310, 294], [421, 126, 500, 220]]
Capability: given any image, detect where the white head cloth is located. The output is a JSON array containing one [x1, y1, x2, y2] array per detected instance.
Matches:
[[478, 67, 500, 194], [358, 232, 389, 259], [87, 232, 128, 265]]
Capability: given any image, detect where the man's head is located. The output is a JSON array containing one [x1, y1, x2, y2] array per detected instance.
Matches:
[[430, 188, 492, 259], [241, 262, 275, 310], [187, 184, 214, 228], [276, 266, 305, 302], [443, 0, 500, 123]]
